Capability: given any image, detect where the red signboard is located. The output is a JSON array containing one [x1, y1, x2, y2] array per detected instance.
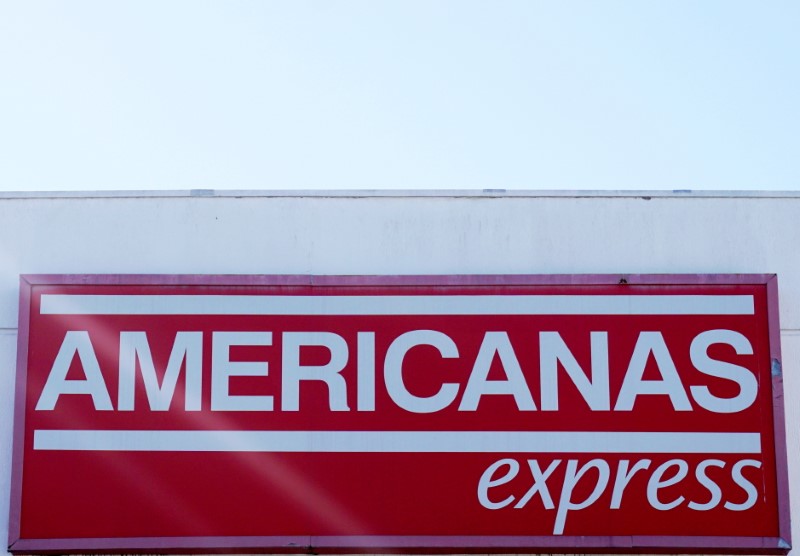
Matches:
[[8, 274, 791, 554]]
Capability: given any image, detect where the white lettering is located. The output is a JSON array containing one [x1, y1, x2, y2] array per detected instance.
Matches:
[[478, 458, 519, 509], [540, 331, 610, 411], [615, 332, 692, 411], [282, 332, 349, 411], [211, 332, 273, 411], [459, 332, 536, 411], [478, 456, 766, 534], [554, 459, 610, 535], [647, 459, 689, 510], [514, 459, 561, 509], [724, 459, 761, 511], [36, 331, 113, 411], [384, 330, 459, 413], [610, 459, 651, 509], [688, 459, 725, 511], [690, 330, 757, 413], [357, 332, 376, 411], [118, 331, 203, 411]]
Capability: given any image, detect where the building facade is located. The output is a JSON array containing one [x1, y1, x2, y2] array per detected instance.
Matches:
[[0, 190, 797, 554]]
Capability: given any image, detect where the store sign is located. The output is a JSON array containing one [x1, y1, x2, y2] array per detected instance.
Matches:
[[8, 275, 790, 553]]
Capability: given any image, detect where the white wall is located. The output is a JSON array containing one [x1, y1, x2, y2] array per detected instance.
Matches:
[[1, 190, 798, 554]]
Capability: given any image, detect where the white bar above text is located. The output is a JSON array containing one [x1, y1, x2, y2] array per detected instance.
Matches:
[[40, 294, 755, 316]]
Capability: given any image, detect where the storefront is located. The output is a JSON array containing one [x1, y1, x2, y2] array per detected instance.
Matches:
[[1, 190, 797, 555]]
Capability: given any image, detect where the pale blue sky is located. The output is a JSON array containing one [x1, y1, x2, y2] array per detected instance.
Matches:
[[1, 1, 798, 191]]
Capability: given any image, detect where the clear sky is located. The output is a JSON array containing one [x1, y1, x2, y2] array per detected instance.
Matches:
[[1, 1, 798, 192]]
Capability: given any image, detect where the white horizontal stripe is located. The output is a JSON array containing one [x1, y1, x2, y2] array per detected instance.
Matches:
[[33, 430, 761, 454], [40, 294, 754, 316]]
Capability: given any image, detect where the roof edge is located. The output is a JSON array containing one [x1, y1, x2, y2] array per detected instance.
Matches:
[[0, 189, 799, 200]]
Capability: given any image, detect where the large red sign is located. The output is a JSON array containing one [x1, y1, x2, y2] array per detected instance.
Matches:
[[8, 275, 791, 553]]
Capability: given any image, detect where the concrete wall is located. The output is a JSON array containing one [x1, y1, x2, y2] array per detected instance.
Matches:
[[1, 190, 798, 554]]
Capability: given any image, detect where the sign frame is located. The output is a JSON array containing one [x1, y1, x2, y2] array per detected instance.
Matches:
[[8, 273, 792, 554]]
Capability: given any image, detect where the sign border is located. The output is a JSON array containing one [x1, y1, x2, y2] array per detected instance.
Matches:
[[8, 273, 791, 554]]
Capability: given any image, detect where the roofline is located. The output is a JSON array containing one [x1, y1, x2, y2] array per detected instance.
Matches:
[[0, 189, 799, 200]]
